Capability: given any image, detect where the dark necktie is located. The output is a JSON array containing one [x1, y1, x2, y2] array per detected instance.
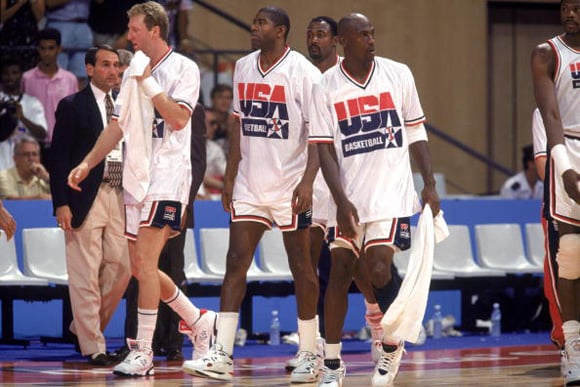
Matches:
[[104, 94, 122, 187]]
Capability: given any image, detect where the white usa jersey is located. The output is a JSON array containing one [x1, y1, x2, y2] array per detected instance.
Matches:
[[116, 49, 200, 205], [531, 108, 547, 159], [310, 57, 424, 224], [232, 46, 321, 204], [548, 36, 580, 136]]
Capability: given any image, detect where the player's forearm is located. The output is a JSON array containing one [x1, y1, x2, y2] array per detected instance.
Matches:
[[301, 143, 319, 185], [83, 122, 123, 170], [318, 143, 348, 204], [151, 93, 191, 130], [409, 140, 436, 188]]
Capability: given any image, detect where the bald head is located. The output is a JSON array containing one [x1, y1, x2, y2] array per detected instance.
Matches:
[[338, 13, 369, 37]]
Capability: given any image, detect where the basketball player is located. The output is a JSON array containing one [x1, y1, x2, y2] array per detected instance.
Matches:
[[531, 1, 580, 384], [531, 108, 564, 354], [285, 16, 402, 371], [183, 6, 322, 383], [67, 1, 216, 377], [310, 13, 440, 387]]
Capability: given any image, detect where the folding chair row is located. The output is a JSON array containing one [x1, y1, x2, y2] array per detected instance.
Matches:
[[191, 228, 293, 283]]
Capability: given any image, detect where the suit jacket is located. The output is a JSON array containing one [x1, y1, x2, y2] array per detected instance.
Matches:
[[49, 86, 107, 228], [186, 103, 207, 228]]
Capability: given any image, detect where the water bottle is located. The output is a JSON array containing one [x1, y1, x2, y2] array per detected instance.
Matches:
[[432, 304, 443, 339], [490, 303, 501, 337], [270, 310, 280, 345]]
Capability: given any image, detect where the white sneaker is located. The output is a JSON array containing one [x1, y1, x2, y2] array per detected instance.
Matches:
[[366, 311, 384, 363], [564, 337, 580, 386], [371, 341, 405, 387], [187, 309, 217, 360], [286, 337, 325, 371], [112, 339, 154, 377], [290, 350, 321, 383], [182, 343, 234, 381], [562, 349, 568, 378], [318, 361, 346, 386]]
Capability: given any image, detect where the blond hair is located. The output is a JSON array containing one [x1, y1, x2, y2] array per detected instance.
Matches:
[[127, 1, 169, 41]]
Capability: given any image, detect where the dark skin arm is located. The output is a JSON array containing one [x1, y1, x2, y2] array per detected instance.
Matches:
[[221, 117, 241, 212], [318, 142, 359, 238], [292, 143, 318, 214], [532, 42, 580, 204], [409, 139, 440, 215]]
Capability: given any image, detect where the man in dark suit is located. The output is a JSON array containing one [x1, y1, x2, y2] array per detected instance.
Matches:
[[49, 45, 131, 366], [122, 103, 207, 361]]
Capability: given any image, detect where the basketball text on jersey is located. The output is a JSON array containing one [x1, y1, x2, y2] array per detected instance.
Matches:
[[571, 62, 580, 89], [334, 92, 403, 157], [238, 82, 289, 139]]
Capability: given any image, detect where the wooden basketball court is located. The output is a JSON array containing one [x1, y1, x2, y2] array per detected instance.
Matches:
[[0, 341, 564, 386]]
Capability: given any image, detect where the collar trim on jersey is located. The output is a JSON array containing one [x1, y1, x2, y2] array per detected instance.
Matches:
[[151, 47, 173, 73], [556, 34, 580, 54], [339, 59, 375, 89], [257, 45, 291, 77]]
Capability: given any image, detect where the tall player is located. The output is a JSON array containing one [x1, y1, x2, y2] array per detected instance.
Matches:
[[531, 108, 565, 356], [183, 6, 322, 383], [288, 15, 402, 370], [531, 1, 580, 384], [67, 1, 217, 377], [310, 13, 440, 387]]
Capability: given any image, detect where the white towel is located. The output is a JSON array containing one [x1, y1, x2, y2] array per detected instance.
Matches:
[[116, 50, 154, 202], [381, 204, 449, 343]]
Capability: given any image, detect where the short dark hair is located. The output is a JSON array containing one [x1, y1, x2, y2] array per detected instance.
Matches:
[[259, 6, 290, 40], [210, 84, 233, 100], [0, 56, 22, 74], [309, 16, 338, 37], [37, 28, 61, 46], [85, 45, 118, 66], [522, 144, 534, 170]]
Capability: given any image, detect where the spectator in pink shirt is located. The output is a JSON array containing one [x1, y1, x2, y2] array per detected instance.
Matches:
[[21, 28, 78, 168]]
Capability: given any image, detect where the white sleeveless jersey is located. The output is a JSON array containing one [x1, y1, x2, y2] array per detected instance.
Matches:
[[548, 36, 580, 136], [531, 108, 547, 159], [232, 47, 321, 204], [118, 49, 199, 205], [310, 57, 423, 224]]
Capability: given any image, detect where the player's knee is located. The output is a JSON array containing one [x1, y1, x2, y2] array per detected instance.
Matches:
[[557, 233, 580, 280]]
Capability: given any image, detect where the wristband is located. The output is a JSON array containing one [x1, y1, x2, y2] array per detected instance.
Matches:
[[552, 144, 572, 176], [141, 77, 163, 99]]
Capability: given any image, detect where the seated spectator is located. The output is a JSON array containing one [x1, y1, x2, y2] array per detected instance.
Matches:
[[22, 28, 78, 168], [0, 0, 45, 71], [45, 0, 92, 87], [208, 83, 233, 155], [0, 56, 48, 171], [203, 108, 226, 200], [500, 144, 543, 199], [0, 136, 50, 200]]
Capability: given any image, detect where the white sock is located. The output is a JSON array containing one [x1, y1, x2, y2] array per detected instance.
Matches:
[[325, 342, 342, 360], [163, 286, 200, 327], [298, 317, 317, 354], [217, 312, 239, 356], [563, 320, 580, 343], [136, 308, 157, 349]]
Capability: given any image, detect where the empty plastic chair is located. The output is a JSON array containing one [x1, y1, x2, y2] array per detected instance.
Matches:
[[183, 229, 222, 284], [433, 225, 505, 277], [0, 231, 48, 286], [474, 224, 541, 274], [22, 228, 68, 284], [524, 223, 545, 269], [258, 229, 292, 281], [199, 228, 290, 282]]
